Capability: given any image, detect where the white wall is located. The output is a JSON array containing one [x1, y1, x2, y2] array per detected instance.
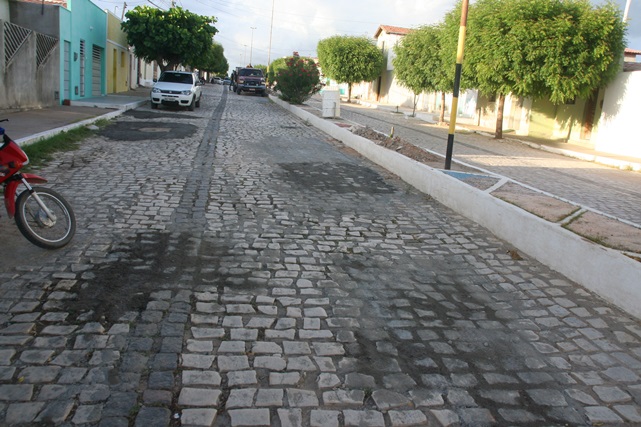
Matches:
[[593, 71, 641, 158]]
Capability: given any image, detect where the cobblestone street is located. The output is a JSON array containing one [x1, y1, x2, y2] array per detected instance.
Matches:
[[1, 84, 641, 426]]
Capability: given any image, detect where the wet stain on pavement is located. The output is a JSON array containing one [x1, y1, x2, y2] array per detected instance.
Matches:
[[99, 121, 198, 141], [278, 162, 396, 194]]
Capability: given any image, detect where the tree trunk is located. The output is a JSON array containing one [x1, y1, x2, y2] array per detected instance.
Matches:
[[412, 94, 418, 117], [439, 92, 446, 124], [348, 83, 352, 102], [495, 93, 505, 139]]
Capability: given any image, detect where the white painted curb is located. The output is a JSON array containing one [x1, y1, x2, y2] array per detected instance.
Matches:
[[271, 95, 641, 320]]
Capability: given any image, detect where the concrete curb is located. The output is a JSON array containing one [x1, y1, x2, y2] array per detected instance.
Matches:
[[271, 95, 641, 320], [15, 100, 145, 146]]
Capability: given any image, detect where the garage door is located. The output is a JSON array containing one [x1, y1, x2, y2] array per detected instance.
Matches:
[[92, 45, 102, 96]]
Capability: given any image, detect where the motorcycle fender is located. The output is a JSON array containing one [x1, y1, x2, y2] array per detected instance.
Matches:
[[4, 174, 48, 218]]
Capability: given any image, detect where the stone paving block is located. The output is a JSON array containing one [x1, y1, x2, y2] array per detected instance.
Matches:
[[218, 341, 246, 353], [181, 354, 215, 369], [283, 341, 311, 355], [344, 409, 385, 427], [182, 370, 221, 386], [256, 389, 284, 407], [227, 370, 258, 387], [72, 404, 102, 424], [79, 384, 111, 403], [286, 388, 319, 407], [254, 356, 286, 371], [34, 400, 74, 423], [277, 408, 302, 427], [372, 389, 412, 410], [310, 409, 340, 427], [0, 349, 16, 365], [180, 408, 217, 426], [143, 389, 172, 405], [0, 384, 33, 401], [228, 408, 270, 426], [430, 409, 460, 427], [388, 410, 428, 426], [322, 389, 365, 405], [585, 406, 624, 423], [134, 407, 171, 427], [218, 355, 250, 372], [252, 342, 282, 354], [614, 404, 641, 422], [269, 372, 301, 386], [345, 373, 376, 388], [593, 385, 632, 403], [5, 402, 45, 424], [178, 388, 221, 407], [227, 388, 257, 408]]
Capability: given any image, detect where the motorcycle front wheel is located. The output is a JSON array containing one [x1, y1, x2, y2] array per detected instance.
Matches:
[[15, 186, 76, 249]]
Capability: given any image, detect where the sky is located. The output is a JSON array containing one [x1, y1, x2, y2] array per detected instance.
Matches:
[[91, 0, 641, 71]]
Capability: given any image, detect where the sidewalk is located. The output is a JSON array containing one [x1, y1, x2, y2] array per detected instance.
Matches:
[[352, 98, 641, 172], [0, 87, 148, 145]]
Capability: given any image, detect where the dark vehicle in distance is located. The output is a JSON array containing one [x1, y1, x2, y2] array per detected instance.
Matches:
[[235, 67, 267, 96]]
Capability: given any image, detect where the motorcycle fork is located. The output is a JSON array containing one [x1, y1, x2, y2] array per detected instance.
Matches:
[[20, 178, 56, 221]]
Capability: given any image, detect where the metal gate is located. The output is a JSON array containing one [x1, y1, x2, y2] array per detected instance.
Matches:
[[79, 40, 85, 97], [63, 41, 70, 100], [92, 45, 102, 96]]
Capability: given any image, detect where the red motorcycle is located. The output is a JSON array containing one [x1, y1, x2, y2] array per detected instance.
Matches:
[[0, 120, 76, 249]]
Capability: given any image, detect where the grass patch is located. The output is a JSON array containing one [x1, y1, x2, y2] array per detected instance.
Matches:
[[22, 119, 109, 170]]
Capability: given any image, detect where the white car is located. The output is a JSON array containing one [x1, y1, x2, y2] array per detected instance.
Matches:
[[150, 71, 202, 111]]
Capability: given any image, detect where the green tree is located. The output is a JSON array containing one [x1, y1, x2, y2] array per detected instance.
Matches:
[[393, 25, 451, 118], [465, 0, 625, 139], [190, 42, 228, 76], [267, 57, 287, 87], [122, 6, 218, 72], [252, 64, 268, 75], [317, 35, 384, 101], [274, 53, 322, 104]]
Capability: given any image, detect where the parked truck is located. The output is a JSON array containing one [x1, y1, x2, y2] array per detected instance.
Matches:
[[234, 67, 267, 97]]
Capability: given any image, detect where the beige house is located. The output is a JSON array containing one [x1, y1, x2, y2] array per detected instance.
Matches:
[[106, 11, 130, 94], [356, 25, 641, 159]]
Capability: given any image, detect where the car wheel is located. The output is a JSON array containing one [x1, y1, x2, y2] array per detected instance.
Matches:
[[151, 102, 158, 109], [195, 96, 201, 108], [236, 87, 241, 95], [188, 96, 195, 111]]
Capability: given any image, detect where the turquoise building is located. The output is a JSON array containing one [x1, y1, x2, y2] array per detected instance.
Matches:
[[59, 0, 107, 101]]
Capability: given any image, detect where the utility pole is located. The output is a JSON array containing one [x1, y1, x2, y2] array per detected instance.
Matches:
[[121, 2, 127, 20], [623, 0, 631, 22], [268, 0, 275, 65], [249, 27, 256, 66]]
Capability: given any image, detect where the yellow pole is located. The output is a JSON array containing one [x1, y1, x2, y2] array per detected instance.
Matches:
[[445, 0, 469, 170]]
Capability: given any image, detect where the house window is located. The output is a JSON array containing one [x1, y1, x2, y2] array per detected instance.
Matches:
[[79, 40, 85, 97]]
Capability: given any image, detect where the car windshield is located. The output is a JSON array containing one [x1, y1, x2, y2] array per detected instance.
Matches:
[[159, 72, 193, 84], [239, 69, 262, 77]]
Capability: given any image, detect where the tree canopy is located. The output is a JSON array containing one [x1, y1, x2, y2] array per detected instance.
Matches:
[[190, 42, 228, 76], [464, 0, 626, 138], [317, 35, 384, 101], [122, 7, 218, 72], [393, 25, 450, 117], [266, 57, 287, 87]]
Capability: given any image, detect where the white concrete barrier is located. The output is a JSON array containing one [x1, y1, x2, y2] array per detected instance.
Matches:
[[271, 95, 641, 320]]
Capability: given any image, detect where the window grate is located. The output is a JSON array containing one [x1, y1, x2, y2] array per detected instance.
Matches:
[[36, 33, 59, 68], [4, 21, 32, 68]]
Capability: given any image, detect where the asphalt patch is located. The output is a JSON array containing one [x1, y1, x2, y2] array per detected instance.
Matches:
[[99, 121, 198, 141], [278, 162, 395, 194], [123, 110, 200, 120]]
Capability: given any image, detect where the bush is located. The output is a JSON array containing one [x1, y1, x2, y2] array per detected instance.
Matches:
[[274, 53, 322, 104]]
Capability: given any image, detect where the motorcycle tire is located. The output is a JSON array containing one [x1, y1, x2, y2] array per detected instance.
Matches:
[[15, 186, 76, 249]]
